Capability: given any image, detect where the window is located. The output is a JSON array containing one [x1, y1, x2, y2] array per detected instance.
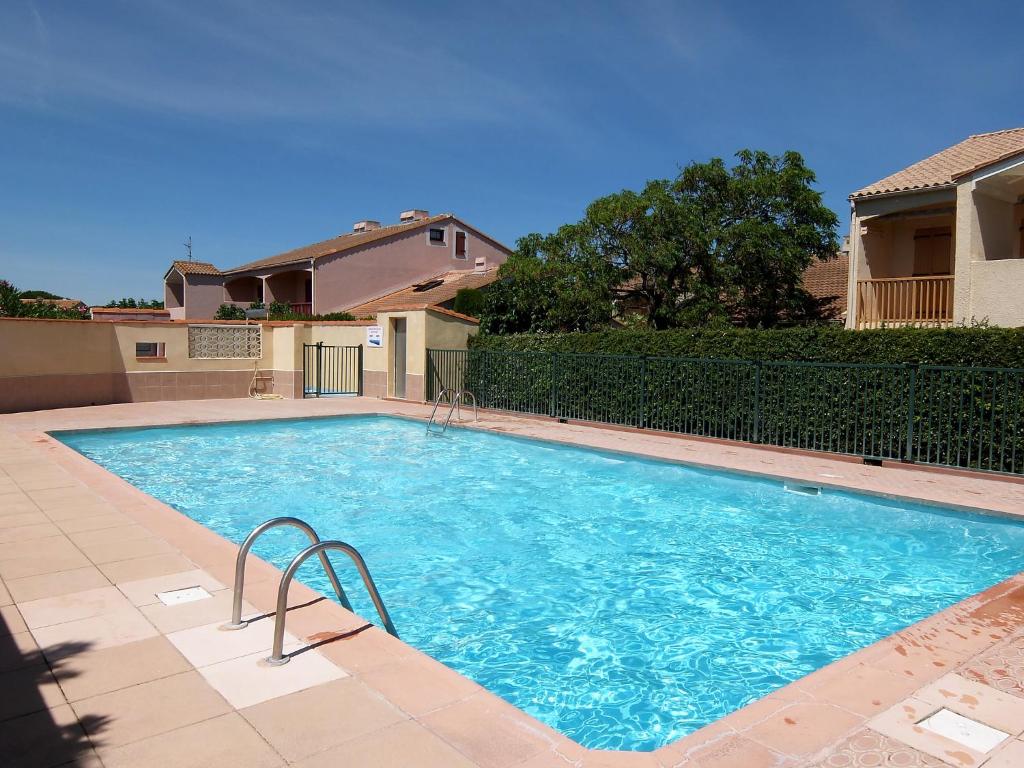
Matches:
[[455, 231, 467, 258], [429, 228, 445, 244], [135, 342, 165, 359]]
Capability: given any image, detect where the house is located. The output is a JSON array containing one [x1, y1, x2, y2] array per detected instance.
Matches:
[[90, 307, 171, 322], [846, 128, 1024, 329], [163, 211, 511, 320]]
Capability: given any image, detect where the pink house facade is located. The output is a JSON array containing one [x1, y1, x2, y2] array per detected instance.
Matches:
[[163, 211, 512, 319]]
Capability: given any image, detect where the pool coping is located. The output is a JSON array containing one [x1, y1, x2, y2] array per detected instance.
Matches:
[[3, 396, 1024, 767]]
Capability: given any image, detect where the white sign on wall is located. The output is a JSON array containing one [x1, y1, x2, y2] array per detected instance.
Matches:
[[366, 325, 383, 348]]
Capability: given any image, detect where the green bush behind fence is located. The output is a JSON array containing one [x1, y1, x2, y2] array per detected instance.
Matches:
[[426, 348, 1024, 475]]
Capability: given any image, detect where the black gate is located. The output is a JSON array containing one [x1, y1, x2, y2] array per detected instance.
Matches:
[[303, 343, 363, 397]]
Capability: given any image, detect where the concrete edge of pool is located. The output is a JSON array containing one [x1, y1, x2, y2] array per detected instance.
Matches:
[[1, 396, 1023, 767]]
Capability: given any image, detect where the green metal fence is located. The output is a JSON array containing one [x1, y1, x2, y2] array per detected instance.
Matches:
[[426, 348, 1024, 475]]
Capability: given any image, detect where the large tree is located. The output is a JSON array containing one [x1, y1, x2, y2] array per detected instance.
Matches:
[[481, 150, 838, 333]]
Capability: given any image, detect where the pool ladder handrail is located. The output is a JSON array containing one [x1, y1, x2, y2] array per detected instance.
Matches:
[[426, 388, 478, 433], [222, 516, 398, 666]]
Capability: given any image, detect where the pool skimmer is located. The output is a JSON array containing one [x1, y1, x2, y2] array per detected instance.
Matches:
[[783, 481, 822, 496], [917, 708, 1008, 753]]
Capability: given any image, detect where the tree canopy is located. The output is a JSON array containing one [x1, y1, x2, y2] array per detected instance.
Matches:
[[480, 150, 839, 334]]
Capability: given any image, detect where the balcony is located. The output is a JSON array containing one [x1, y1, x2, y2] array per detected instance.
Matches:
[[289, 302, 313, 316], [855, 276, 954, 330]]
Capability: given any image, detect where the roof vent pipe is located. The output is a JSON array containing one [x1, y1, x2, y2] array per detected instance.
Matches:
[[399, 210, 429, 223], [353, 220, 381, 233], [474, 257, 487, 273]]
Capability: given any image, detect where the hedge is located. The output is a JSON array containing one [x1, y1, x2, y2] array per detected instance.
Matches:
[[468, 326, 1024, 368]]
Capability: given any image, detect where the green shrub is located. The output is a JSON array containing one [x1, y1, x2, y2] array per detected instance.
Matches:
[[469, 326, 1024, 368], [452, 288, 485, 318], [214, 304, 246, 320]]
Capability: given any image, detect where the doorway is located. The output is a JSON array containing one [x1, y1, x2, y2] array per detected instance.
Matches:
[[392, 318, 407, 399]]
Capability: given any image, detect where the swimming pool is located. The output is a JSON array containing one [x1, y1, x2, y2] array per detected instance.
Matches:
[[57, 415, 1024, 751]]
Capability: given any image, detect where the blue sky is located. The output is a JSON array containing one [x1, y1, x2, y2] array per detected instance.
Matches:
[[1, 1, 1022, 304]]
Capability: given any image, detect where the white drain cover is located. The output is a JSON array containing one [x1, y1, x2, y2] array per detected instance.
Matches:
[[918, 708, 1008, 753], [156, 586, 213, 606]]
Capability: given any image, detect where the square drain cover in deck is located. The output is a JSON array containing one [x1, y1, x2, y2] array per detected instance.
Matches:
[[918, 708, 1008, 753], [156, 586, 213, 606]]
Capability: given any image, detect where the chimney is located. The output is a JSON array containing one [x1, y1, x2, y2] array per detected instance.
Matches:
[[399, 209, 429, 223], [474, 256, 488, 273], [353, 220, 381, 233]]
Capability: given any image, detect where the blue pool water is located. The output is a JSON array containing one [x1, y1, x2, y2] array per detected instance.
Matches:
[[57, 415, 1024, 751]]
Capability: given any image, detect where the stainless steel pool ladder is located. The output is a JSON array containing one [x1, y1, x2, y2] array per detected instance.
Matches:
[[222, 516, 399, 666], [426, 388, 478, 433]]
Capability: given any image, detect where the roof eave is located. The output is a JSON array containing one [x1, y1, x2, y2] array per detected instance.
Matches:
[[849, 182, 957, 202]]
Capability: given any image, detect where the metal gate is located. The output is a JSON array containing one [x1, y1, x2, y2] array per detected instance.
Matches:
[[303, 343, 363, 397]]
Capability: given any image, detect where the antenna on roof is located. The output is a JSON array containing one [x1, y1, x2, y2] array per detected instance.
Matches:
[[183, 236, 193, 262]]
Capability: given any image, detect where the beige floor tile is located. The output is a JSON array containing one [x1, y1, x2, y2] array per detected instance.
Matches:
[[199, 645, 347, 709], [0, 534, 80, 562], [0, 663, 67, 720], [985, 739, 1024, 768], [20, 586, 135, 629], [421, 692, 555, 768], [67, 523, 155, 548], [0, 577, 9, 606], [140, 589, 245, 634], [27, 486, 105, 510], [805, 729, 946, 768], [32, 607, 158, 660], [98, 552, 195, 583], [0, 510, 50, 529], [0, 521, 62, 544], [915, 673, 1024, 736], [809, 662, 923, 717], [5, 566, 111, 603], [0, 495, 41, 516], [167, 618, 300, 668], [358, 651, 483, 716], [55, 511, 134, 534], [76, 535, 176, 565], [292, 718, 477, 768], [0, 703, 95, 768], [0, 630, 44, 672], [117, 567, 226, 607], [14, 473, 79, 492], [72, 670, 231, 751], [0, 550, 93, 580], [100, 713, 284, 768], [868, 696, 986, 768], [1, 603, 28, 635], [43, 502, 120, 522], [53, 636, 192, 702], [241, 677, 401, 762]]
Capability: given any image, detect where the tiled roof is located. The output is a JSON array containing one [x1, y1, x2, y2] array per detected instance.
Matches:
[[170, 260, 221, 276], [90, 307, 170, 314], [851, 127, 1024, 199], [801, 251, 849, 318], [224, 214, 454, 274], [20, 298, 86, 310], [346, 267, 499, 316]]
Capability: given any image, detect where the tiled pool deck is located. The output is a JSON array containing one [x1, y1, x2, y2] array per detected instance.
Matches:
[[2, 397, 1024, 767]]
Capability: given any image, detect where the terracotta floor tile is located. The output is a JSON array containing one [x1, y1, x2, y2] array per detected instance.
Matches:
[[32, 606, 158, 660], [0, 511, 50, 529], [1, 603, 28, 635], [100, 712, 284, 768], [0, 545, 92, 580], [746, 702, 862, 757], [5, 566, 111, 603], [422, 692, 557, 768], [241, 677, 402, 762], [809, 662, 923, 717], [0, 630, 43, 672], [117, 567, 225, 607], [19, 586, 135, 629], [43, 502, 122, 523], [72, 669, 231, 751], [315, 623, 415, 671], [0, 703, 95, 768], [198, 645, 347, 709], [0, 521, 62, 544], [291, 718, 477, 768], [0, 577, 9, 606], [0, 533, 82, 563], [583, 750, 665, 767], [97, 552, 195, 583], [961, 634, 1024, 699], [76, 535, 176, 565], [52, 635, 192, 702], [0, 663, 67, 720], [26, 486, 105, 510], [667, 734, 793, 768], [357, 650, 483, 716], [806, 729, 947, 767]]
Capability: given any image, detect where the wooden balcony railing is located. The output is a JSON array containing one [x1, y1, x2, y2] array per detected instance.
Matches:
[[856, 276, 954, 330]]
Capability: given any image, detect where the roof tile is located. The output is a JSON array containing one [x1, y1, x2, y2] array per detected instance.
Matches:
[[171, 260, 221, 276], [346, 267, 499, 316]]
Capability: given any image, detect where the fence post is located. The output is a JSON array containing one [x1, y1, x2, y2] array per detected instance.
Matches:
[[549, 352, 557, 418], [357, 344, 364, 396], [753, 361, 762, 444], [315, 341, 323, 399], [639, 355, 647, 429], [904, 364, 917, 463]]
